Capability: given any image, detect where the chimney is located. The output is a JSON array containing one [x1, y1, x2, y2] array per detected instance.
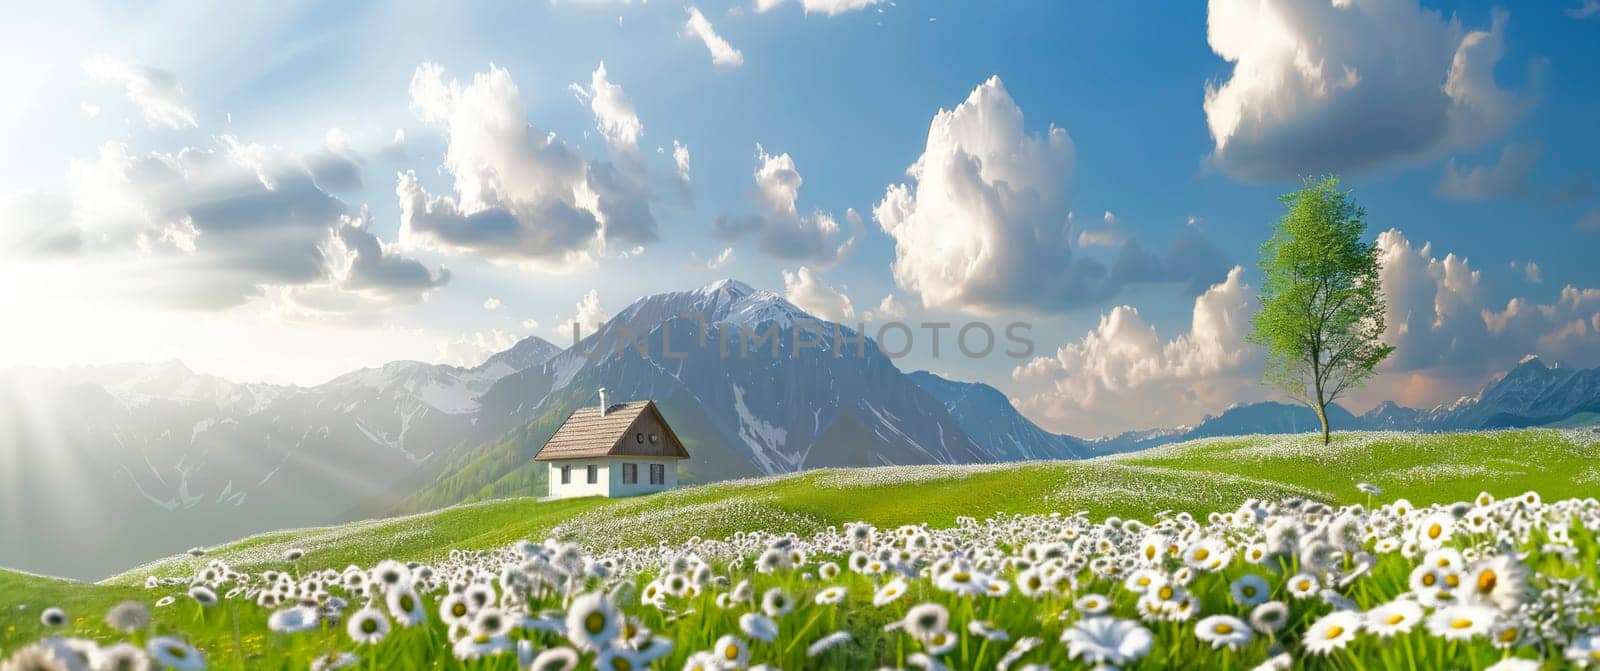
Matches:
[[598, 387, 609, 416]]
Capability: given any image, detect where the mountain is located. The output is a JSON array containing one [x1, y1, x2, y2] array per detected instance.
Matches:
[[0, 337, 560, 579], [1090, 356, 1600, 452], [906, 371, 1090, 460], [395, 280, 1087, 513]]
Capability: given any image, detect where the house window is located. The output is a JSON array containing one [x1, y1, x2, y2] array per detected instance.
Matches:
[[560, 465, 571, 484], [587, 465, 598, 484], [622, 463, 637, 484], [636, 432, 644, 443], [649, 463, 665, 485], [649, 433, 659, 444]]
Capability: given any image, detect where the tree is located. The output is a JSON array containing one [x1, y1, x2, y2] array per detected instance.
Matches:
[[1249, 176, 1394, 445]]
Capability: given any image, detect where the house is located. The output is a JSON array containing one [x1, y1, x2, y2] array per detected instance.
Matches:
[[535, 388, 690, 500]]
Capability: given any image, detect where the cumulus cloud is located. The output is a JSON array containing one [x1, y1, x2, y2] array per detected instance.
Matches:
[[714, 145, 857, 266], [685, 7, 743, 67], [1012, 267, 1260, 436], [1510, 260, 1542, 285], [689, 246, 734, 269], [1377, 228, 1600, 377], [1203, 3, 1534, 180], [483, 297, 502, 310], [1437, 143, 1538, 200], [398, 63, 656, 270], [82, 54, 198, 129], [863, 293, 907, 322], [1568, 0, 1600, 19], [782, 266, 856, 323], [434, 329, 520, 368], [1076, 211, 1127, 248], [560, 289, 608, 335], [325, 209, 449, 300], [3, 138, 445, 313], [755, 0, 885, 15], [570, 62, 644, 156], [875, 77, 1229, 315]]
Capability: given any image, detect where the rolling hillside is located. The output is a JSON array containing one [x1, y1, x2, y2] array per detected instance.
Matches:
[[100, 427, 1600, 585]]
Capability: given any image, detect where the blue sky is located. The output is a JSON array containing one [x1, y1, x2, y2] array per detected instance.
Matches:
[[3, 0, 1597, 436]]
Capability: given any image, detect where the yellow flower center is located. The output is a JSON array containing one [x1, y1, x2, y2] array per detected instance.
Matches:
[[1325, 625, 1345, 639], [1215, 624, 1233, 634], [586, 612, 607, 635], [1450, 618, 1473, 629], [723, 646, 740, 661], [1386, 614, 1404, 625], [1477, 571, 1497, 593], [1428, 524, 1443, 539], [1194, 548, 1210, 560]]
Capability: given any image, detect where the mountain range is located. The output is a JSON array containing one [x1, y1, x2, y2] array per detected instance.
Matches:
[[4, 280, 1597, 579]]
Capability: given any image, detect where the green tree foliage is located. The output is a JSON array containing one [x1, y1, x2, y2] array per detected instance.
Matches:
[[1249, 176, 1394, 445]]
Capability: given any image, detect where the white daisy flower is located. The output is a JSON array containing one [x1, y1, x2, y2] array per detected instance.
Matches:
[[713, 634, 750, 667], [1426, 604, 1498, 641], [346, 607, 390, 645], [807, 630, 852, 657], [1060, 617, 1154, 667], [1285, 573, 1319, 599], [814, 585, 847, 605], [1364, 599, 1422, 637], [873, 578, 908, 606], [739, 612, 778, 643], [565, 592, 620, 652], [146, 637, 205, 671], [1230, 574, 1270, 606], [1075, 593, 1111, 615], [1195, 615, 1252, 650], [1303, 610, 1361, 655]]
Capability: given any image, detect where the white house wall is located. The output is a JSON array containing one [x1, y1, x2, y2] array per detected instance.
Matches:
[[546, 459, 611, 499], [545, 458, 680, 500], [607, 457, 681, 497]]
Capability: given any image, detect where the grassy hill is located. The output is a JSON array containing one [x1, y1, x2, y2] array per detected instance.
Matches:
[[5, 428, 1598, 655], [97, 428, 1599, 584]]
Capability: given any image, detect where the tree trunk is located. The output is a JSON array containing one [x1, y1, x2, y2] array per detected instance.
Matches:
[[1315, 403, 1331, 445]]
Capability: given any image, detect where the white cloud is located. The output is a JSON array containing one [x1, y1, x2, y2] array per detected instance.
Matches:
[[672, 141, 692, 184], [1012, 267, 1259, 436], [863, 293, 906, 321], [874, 77, 1229, 315], [570, 61, 644, 155], [690, 246, 734, 269], [1571, 0, 1600, 19], [558, 289, 607, 336], [1437, 143, 1538, 200], [4, 138, 444, 312], [82, 54, 198, 129], [521, 318, 541, 331], [1076, 210, 1127, 248], [398, 63, 656, 270], [1203, 3, 1532, 180], [714, 145, 856, 265], [755, 0, 886, 16], [1375, 228, 1600, 385], [434, 329, 519, 368], [782, 266, 856, 323], [1510, 260, 1542, 285], [685, 7, 744, 67], [483, 297, 502, 310]]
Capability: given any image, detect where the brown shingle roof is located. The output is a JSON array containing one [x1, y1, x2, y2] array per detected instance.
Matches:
[[533, 400, 690, 461]]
